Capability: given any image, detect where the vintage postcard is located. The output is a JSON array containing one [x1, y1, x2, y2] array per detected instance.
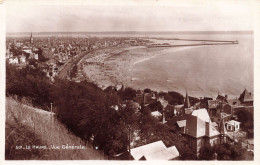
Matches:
[[0, 0, 259, 164]]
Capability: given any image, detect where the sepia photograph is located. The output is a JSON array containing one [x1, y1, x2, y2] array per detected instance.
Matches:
[[1, 0, 259, 163]]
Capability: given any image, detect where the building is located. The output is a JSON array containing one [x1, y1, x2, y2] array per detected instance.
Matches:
[[8, 57, 19, 64], [130, 140, 179, 160], [185, 115, 220, 154], [183, 92, 193, 114], [216, 93, 228, 103], [226, 120, 240, 132], [238, 89, 253, 106], [30, 32, 33, 44]]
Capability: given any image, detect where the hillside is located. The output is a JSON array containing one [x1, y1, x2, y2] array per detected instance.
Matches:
[[5, 96, 106, 160]]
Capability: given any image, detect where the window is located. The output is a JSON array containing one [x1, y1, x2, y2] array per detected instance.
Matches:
[[228, 125, 232, 130]]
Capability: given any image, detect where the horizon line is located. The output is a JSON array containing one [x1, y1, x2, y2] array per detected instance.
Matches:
[[6, 30, 254, 34]]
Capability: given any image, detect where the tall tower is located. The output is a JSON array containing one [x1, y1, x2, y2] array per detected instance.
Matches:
[[30, 32, 33, 44], [184, 92, 191, 108]]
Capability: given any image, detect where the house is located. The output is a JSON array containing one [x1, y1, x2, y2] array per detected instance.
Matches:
[[8, 57, 19, 64], [130, 140, 179, 160], [185, 115, 220, 153], [175, 104, 184, 115], [227, 98, 241, 106], [207, 100, 219, 117], [200, 97, 213, 109], [28, 53, 38, 60], [133, 90, 157, 106], [216, 93, 228, 103], [226, 120, 240, 132], [238, 89, 253, 106], [19, 55, 26, 63], [164, 103, 176, 119]]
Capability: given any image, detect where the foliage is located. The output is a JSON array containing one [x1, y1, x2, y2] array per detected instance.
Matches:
[[199, 143, 246, 160], [143, 88, 151, 93], [148, 101, 163, 112], [6, 63, 52, 109], [235, 109, 254, 132], [6, 65, 198, 159], [6, 97, 105, 160], [159, 91, 184, 105], [118, 87, 136, 101]]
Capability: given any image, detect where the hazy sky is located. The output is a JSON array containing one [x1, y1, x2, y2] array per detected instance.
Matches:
[[6, 0, 255, 32]]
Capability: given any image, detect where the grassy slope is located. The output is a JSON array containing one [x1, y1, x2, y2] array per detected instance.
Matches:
[[5, 97, 106, 160]]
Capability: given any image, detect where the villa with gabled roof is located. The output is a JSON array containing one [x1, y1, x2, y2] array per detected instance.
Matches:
[[238, 89, 253, 106]]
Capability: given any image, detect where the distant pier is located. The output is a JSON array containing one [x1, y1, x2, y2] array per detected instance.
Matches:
[[146, 38, 238, 48]]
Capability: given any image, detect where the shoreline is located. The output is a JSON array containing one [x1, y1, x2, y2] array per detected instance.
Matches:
[[79, 44, 252, 99]]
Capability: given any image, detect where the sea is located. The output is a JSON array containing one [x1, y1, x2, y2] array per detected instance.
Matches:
[[127, 33, 254, 98]]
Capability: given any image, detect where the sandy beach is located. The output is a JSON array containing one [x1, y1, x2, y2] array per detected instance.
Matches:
[[80, 46, 167, 89]]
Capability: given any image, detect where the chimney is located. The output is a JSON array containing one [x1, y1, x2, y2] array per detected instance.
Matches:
[[205, 121, 210, 136]]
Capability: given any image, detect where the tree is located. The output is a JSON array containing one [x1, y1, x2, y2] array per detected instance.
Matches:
[[235, 109, 253, 131], [119, 87, 136, 101], [143, 88, 151, 93], [199, 145, 215, 160], [148, 101, 163, 112], [199, 143, 246, 160]]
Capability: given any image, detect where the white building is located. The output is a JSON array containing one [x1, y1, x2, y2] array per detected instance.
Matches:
[[8, 57, 19, 64], [130, 140, 179, 160], [226, 120, 240, 132]]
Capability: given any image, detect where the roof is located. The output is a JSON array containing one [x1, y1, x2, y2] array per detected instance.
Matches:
[[131, 141, 166, 160], [176, 120, 186, 128], [232, 106, 246, 111], [144, 146, 179, 160], [226, 120, 240, 125], [184, 107, 193, 114], [191, 108, 211, 122], [166, 114, 190, 129], [159, 98, 168, 108], [217, 112, 230, 118], [186, 115, 220, 138], [151, 111, 162, 117], [212, 122, 218, 127], [239, 89, 253, 102], [227, 99, 241, 106]]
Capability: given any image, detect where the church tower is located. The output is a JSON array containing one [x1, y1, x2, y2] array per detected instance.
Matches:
[[184, 92, 190, 108], [30, 32, 33, 44]]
